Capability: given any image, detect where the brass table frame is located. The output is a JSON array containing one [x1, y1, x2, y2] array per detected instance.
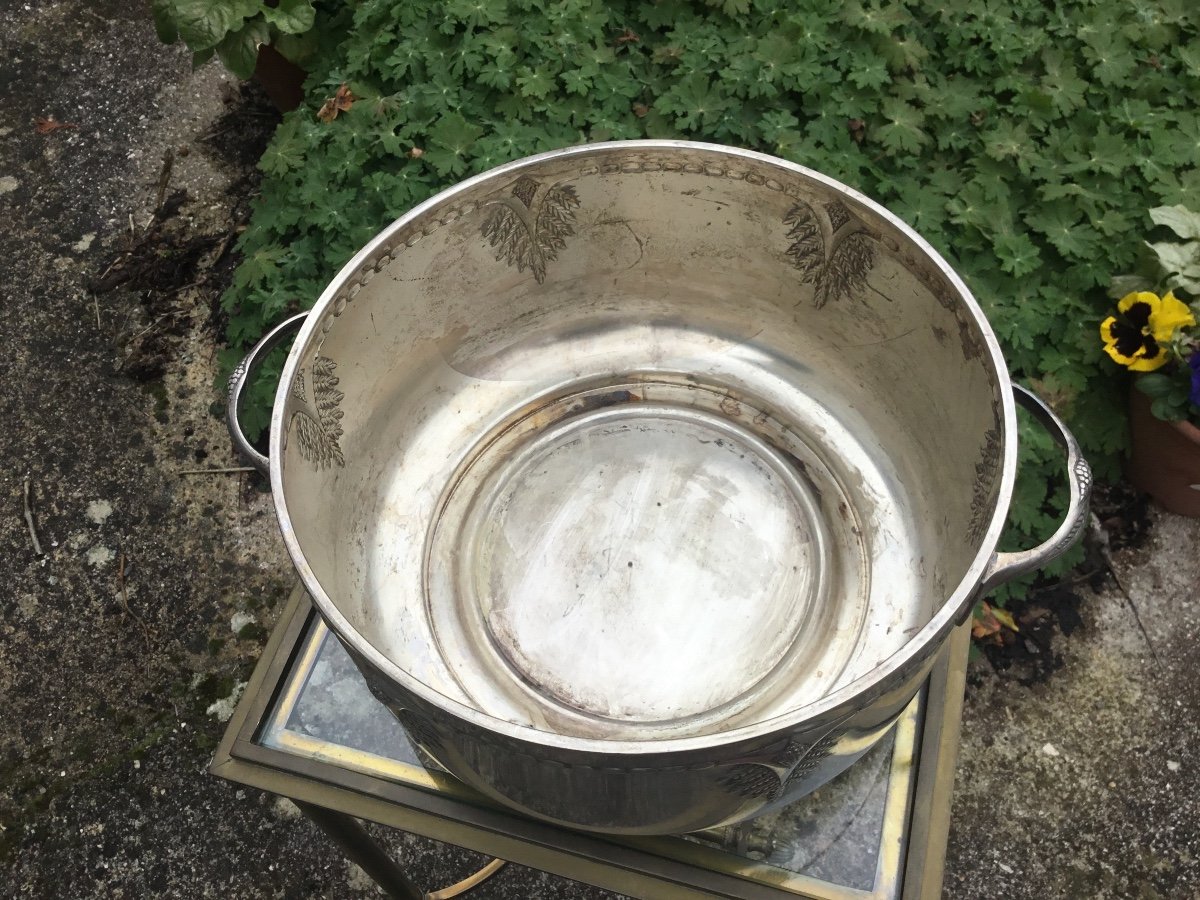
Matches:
[[211, 584, 969, 899]]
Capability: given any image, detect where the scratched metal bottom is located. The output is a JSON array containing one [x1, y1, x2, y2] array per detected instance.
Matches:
[[418, 372, 919, 741]]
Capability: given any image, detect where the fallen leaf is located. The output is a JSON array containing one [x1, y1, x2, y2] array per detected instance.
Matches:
[[35, 116, 78, 134], [317, 84, 355, 123], [991, 605, 1020, 632], [971, 600, 1020, 641], [971, 602, 1001, 640]]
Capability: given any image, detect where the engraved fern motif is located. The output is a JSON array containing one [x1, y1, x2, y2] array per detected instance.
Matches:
[[720, 763, 785, 801], [481, 174, 580, 283], [782, 730, 840, 791], [784, 198, 878, 308], [967, 427, 1002, 543], [719, 727, 844, 802], [395, 708, 444, 753], [289, 356, 345, 469]]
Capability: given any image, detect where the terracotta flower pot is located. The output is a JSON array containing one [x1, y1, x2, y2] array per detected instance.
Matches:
[[1126, 389, 1200, 516]]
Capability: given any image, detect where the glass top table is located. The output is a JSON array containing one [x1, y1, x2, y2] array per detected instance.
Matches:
[[212, 583, 968, 899]]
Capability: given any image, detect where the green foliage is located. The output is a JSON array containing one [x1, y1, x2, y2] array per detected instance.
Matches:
[[223, 0, 1200, 569], [1136, 370, 1193, 421], [152, 0, 345, 77], [1147, 204, 1200, 295]]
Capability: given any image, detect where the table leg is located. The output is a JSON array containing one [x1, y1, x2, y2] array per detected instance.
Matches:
[[296, 800, 424, 900]]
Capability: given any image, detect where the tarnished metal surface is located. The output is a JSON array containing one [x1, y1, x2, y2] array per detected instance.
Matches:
[[230, 141, 1089, 833]]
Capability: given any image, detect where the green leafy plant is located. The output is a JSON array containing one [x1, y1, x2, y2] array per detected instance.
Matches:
[[151, 0, 348, 78], [221, 0, 1200, 585], [1101, 205, 1200, 423]]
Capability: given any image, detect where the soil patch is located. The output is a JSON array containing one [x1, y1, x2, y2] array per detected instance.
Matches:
[[86, 83, 280, 382], [970, 479, 1154, 686]]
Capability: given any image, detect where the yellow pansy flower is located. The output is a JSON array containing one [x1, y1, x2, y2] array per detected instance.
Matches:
[[1100, 291, 1195, 372]]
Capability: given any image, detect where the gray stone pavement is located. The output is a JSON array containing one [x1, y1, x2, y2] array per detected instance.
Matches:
[[946, 510, 1200, 900], [2, 5, 1197, 898]]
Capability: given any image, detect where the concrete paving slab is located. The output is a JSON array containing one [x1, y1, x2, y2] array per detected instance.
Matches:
[[946, 511, 1200, 899]]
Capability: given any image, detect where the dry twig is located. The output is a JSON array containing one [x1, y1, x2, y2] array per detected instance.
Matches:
[[118, 552, 152, 641], [1092, 514, 1162, 671], [164, 280, 202, 298], [211, 229, 236, 267], [34, 116, 77, 134], [23, 476, 44, 556], [118, 552, 130, 614], [177, 466, 256, 476], [153, 149, 174, 218]]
